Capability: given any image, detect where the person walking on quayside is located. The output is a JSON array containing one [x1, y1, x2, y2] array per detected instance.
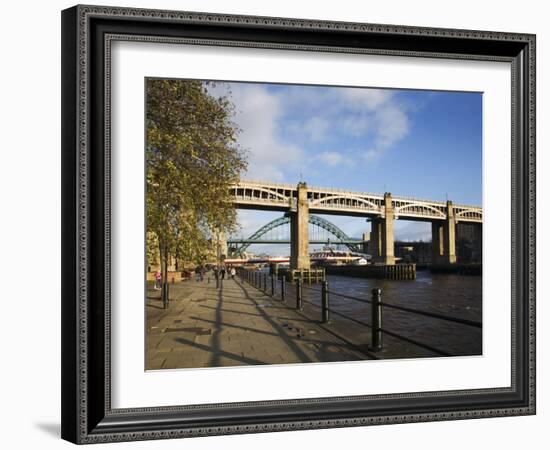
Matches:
[[230, 267, 236, 280], [154, 269, 162, 290]]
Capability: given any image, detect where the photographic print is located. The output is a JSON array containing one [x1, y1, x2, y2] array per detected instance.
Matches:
[[61, 7, 535, 442], [145, 78, 483, 370]]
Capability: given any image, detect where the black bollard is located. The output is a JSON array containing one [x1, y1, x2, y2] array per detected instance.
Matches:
[[370, 288, 383, 351], [296, 279, 303, 310], [321, 280, 330, 323]]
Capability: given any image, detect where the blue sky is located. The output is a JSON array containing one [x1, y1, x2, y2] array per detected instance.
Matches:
[[207, 81, 482, 255]]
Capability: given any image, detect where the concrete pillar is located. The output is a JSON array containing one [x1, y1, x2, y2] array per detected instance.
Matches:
[[290, 182, 310, 270], [431, 221, 443, 264], [431, 201, 456, 265], [370, 219, 381, 259], [443, 201, 457, 264], [382, 193, 395, 265], [372, 193, 395, 265]]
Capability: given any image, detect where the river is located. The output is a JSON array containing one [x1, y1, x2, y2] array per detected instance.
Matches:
[[264, 269, 482, 358]]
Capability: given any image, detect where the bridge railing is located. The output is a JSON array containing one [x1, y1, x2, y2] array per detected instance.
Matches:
[[237, 268, 481, 358], [232, 195, 290, 204]]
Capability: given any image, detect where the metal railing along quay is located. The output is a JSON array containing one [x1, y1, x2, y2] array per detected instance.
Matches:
[[237, 268, 482, 357]]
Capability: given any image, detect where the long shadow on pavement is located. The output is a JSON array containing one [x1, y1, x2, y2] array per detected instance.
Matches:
[[234, 279, 312, 364]]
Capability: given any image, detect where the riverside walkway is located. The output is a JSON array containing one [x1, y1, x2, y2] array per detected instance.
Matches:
[[146, 277, 374, 370], [147, 273, 482, 370]]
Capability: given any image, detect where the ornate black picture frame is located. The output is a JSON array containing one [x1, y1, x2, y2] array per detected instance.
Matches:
[[61, 4, 536, 444]]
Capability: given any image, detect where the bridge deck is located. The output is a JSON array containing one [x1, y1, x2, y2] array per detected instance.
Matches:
[[231, 180, 483, 223]]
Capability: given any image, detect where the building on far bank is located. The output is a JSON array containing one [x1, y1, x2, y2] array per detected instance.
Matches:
[[145, 230, 228, 281], [383, 223, 482, 265], [456, 222, 483, 263], [394, 241, 432, 264]]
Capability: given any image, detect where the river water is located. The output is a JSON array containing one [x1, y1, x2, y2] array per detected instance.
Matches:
[[272, 269, 482, 358]]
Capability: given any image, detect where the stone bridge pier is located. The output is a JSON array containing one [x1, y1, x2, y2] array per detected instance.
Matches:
[[370, 193, 396, 265], [289, 182, 311, 270], [431, 201, 457, 265]]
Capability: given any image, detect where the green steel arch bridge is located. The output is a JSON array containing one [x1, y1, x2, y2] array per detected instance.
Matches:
[[228, 214, 364, 256]]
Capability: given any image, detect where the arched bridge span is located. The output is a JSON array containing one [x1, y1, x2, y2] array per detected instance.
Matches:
[[228, 214, 362, 255]]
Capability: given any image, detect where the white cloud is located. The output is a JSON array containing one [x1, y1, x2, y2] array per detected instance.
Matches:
[[282, 86, 410, 160], [317, 151, 347, 167], [335, 89, 410, 159], [363, 149, 381, 161], [340, 113, 372, 137], [302, 116, 330, 141], [285, 116, 330, 142], [208, 83, 413, 181], [373, 103, 410, 149], [340, 88, 393, 109], [209, 83, 304, 181]]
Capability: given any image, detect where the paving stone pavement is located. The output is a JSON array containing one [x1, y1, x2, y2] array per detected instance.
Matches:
[[146, 277, 374, 370]]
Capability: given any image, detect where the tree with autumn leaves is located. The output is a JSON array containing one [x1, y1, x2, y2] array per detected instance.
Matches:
[[146, 79, 247, 303]]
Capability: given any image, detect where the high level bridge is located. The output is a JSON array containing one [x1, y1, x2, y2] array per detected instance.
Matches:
[[230, 180, 482, 269]]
